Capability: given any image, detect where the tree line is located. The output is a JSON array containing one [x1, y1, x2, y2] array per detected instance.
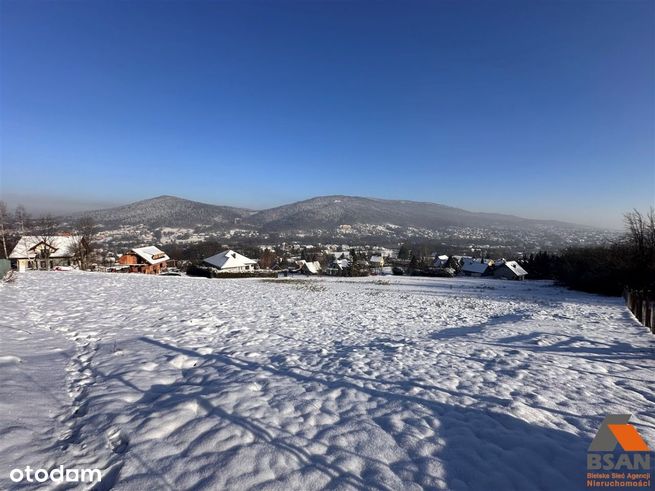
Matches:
[[520, 209, 654, 296]]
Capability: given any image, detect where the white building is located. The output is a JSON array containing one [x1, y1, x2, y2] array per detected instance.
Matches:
[[493, 260, 528, 280], [9, 235, 84, 271], [203, 250, 257, 273]]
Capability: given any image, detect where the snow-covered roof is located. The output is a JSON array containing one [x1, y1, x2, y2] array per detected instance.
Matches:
[[330, 258, 350, 269], [500, 261, 528, 276], [461, 259, 490, 274], [436, 255, 449, 261], [297, 260, 321, 274], [370, 255, 383, 263], [9, 235, 82, 259], [130, 246, 170, 265], [204, 250, 257, 270]]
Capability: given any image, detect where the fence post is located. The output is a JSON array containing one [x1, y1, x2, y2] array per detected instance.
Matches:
[[624, 290, 654, 333]]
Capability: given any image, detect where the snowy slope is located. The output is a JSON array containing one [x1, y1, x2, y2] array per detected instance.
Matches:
[[1, 273, 653, 490]]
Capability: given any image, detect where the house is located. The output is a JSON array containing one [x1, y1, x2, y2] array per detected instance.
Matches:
[[493, 260, 528, 280], [369, 255, 385, 269], [433, 255, 449, 268], [460, 258, 494, 277], [296, 260, 321, 275], [203, 249, 257, 273], [118, 246, 170, 274], [326, 258, 350, 276], [9, 235, 85, 271]]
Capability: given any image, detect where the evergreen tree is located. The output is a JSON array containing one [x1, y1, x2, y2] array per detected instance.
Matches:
[[409, 254, 418, 271], [398, 244, 410, 260]]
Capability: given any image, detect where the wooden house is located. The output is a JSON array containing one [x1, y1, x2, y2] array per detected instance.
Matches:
[[118, 246, 169, 274]]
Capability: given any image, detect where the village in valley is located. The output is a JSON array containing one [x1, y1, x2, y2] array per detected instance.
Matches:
[[3, 222, 532, 281]]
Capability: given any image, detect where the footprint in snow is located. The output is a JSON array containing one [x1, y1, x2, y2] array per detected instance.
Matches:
[[106, 428, 129, 454]]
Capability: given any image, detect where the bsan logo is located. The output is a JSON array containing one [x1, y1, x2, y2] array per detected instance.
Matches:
[[587, 414, 652, 471]]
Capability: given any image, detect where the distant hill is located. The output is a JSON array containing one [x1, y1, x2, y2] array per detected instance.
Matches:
[[72, 195, 253, 228], [68, 194, 584, 232], [244, 195, 579, 231]]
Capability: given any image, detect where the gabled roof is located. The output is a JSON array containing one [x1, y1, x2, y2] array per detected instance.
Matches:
[[9, 235, 82, 259], [499, 261, 528, 276], [130, 246, 170, 265], [370, 255, 383, 263], [297, 260, 321, 274], [461, 259, 491, 274], [204, 249, 257, 269]]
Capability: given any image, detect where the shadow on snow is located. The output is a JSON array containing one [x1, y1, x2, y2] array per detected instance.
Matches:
[[107, 336, 593, 490]]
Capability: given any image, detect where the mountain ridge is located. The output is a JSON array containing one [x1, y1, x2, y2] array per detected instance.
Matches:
[[68, 194, 591, 232]]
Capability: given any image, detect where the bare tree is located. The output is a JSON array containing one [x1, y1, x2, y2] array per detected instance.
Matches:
[[623, 207, 655, 291], [0, 201, 9, 259], [33, 214, 59, 270], [15, 205, 30, 235], [258, 248, 277, 269], [624, 208, 655, 256], [74, 215, 97, 270]]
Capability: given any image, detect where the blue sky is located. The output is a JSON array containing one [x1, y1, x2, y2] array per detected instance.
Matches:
[[1, 0, 653, 228]]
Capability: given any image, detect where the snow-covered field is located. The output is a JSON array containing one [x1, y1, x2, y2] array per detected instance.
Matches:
[[1, 272, 653, 490]]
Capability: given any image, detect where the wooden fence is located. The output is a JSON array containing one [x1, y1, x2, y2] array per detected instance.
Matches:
[[623, 288, 655, 334]]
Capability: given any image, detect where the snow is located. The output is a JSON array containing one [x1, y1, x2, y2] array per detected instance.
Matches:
[[8, 235, 82, 259], [502, 260, 528, 277], [129, 246, 170, 265], [204, 250, 257, 270], [297, 260, 322, 274], [1, 272, 654, 490], [460, 259, 491, 275]]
